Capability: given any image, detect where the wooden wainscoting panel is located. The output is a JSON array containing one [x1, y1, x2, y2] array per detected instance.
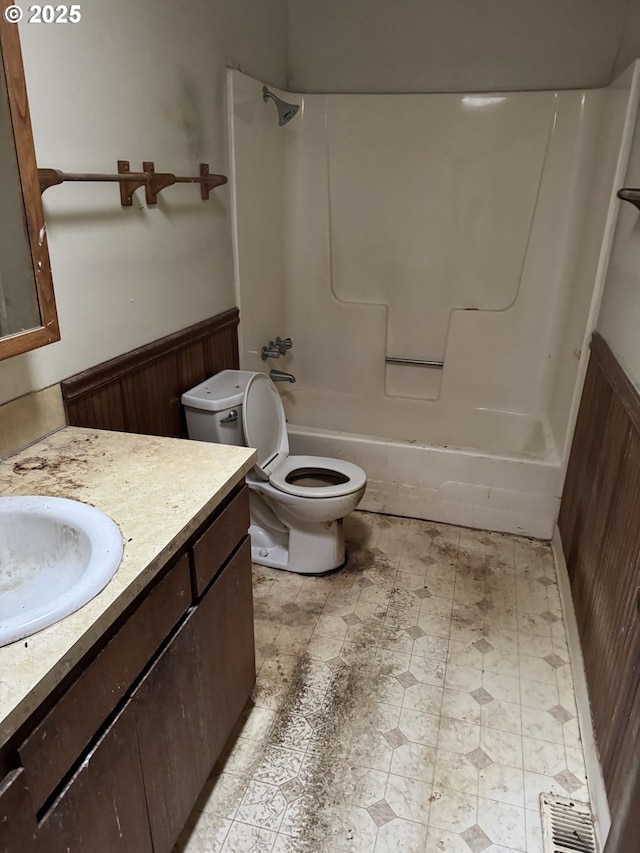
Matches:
[[559, 332, 640, 852], [176, 341, 206, 396], [68, 381, 128, 434], [599, 429, 640, 824], [121, 358, 182, 438], [558, 352, 613, 564], [62, 309, 239, 437], [203, 319, 239, 377]]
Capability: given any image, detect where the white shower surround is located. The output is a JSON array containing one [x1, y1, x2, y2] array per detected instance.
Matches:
[[228, 65, 640, 538]]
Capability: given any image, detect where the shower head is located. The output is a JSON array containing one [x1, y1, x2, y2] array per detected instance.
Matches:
[[262, 86, 300, 126]]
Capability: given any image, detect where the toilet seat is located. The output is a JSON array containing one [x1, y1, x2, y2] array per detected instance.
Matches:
[[269, 454, 366, 499], [242, 373, 365, 499]]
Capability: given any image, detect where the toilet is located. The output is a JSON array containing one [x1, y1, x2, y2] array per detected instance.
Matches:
[[181, 370, 367, 575]]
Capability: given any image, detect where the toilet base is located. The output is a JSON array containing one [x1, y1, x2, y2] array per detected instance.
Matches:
[[249, 517, 345, 575], [249, 522, 289, 571]]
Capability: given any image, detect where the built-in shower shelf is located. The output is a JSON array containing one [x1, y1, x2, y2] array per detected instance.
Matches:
[[38, 161, 227, 207], [617, 187, 640, 211]]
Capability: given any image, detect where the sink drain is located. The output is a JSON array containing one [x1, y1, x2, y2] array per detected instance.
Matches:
[[540, 793, 598, 853]]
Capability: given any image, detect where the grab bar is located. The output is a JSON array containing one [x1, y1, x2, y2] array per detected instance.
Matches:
[[385, 356, 444, 369]]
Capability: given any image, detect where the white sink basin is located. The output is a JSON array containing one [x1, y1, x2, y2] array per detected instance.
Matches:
[[0, 496, 123, 647]]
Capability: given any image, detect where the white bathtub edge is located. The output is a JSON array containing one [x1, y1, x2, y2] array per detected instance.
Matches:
[[289, 425, 561, 539], [552, 526, 610, 849], [360, 481, 558, 539]]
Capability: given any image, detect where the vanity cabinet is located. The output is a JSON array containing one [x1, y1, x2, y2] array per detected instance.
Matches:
[[37, 701, 153, 852], [135, 538, 253, 852], [0, 483, 254, 853], [0, 769, 38, 853]]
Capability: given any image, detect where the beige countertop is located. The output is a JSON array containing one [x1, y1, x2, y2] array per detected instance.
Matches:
[[0, 426, 255, 748]]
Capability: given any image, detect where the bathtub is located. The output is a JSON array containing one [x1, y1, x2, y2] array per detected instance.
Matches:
[[285, 390, 562, 539]]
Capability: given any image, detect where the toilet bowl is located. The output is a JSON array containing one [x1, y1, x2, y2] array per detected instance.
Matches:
[[181, 370, 367, 574]]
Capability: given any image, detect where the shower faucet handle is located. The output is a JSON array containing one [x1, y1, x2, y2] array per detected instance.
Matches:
[[261, 342, 281, 360], [261, 337, 293, 360], [275, 336, 293, 354]]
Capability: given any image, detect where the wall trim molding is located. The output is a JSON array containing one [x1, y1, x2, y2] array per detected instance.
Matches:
[[552, 526, 610, 849]]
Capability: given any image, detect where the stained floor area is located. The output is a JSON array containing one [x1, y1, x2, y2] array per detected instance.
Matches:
[[175, 511, 589, 853]]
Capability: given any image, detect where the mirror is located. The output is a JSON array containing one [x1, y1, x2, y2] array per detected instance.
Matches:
[[0, 12, 59, 359]]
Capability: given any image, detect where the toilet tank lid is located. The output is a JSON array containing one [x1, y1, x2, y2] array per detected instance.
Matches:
[[181, 370, 256, 412]]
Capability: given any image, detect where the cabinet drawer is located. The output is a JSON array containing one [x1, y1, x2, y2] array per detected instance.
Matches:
[[191, 484, 249, 596], [19, 552, 191, 811]]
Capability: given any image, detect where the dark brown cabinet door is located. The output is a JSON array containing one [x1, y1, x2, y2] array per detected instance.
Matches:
[[0, 768, 38, 853], [37, 701, 153, 853], [196, 536, 255, 753], [134, 537, 255, 853], [133, 606, 213, 853]]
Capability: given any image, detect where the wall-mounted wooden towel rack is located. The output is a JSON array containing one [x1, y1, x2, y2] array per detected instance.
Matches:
[[38, 160, 228, 207], [617, 188, 640, 211]]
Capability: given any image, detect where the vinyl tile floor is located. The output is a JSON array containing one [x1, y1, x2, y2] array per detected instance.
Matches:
[[175, 511, 589, 853]]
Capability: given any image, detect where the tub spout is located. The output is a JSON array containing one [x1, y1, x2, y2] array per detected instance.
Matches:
[[270, 369, 296, 383]]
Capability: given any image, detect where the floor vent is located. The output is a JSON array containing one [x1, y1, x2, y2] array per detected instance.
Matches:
[[540, 794, 599, 853]]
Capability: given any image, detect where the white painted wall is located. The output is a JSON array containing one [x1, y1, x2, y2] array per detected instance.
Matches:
[[0, 0, 287, 404], [597, 111, 640, 391], [288, 0, 633, 94]]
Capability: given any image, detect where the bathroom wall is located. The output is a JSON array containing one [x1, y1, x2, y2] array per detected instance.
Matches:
[[0, 0, 287, 407], [288, 0, 633, 94], [597, 100, 640, 390]]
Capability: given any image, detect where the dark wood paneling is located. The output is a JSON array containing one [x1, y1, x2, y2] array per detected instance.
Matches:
[[176, 340, 207, 395], [62, 309, 240, 437], [203, 319, 236, 375], [605, 726, 640, 853], [559, 331, 640, 853]]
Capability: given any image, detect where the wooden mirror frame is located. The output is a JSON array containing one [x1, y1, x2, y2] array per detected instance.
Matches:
[[0, 8, 59, 359]]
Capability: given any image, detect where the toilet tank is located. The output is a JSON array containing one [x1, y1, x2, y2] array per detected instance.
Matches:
[[181, 370, 255, 447]]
